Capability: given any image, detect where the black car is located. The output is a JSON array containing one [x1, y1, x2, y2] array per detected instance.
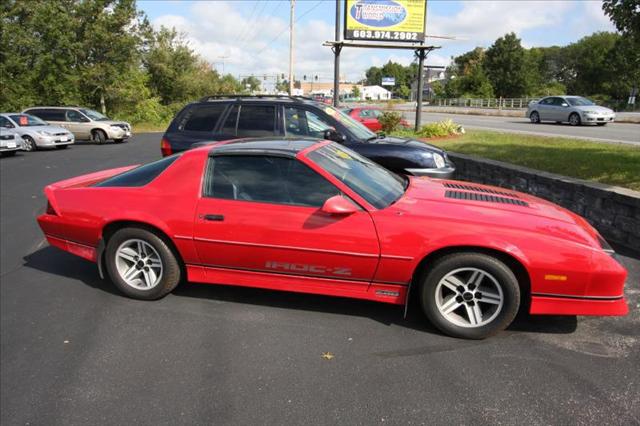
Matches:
[[160, 95, 455, 178]]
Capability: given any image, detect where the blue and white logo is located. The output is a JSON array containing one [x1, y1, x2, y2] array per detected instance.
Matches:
[[350, 0, 407, 28]]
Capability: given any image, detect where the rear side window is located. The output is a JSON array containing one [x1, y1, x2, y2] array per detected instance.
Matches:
[[30, 109, 65, 121], [94, 155, 180, 187], [180, 104, 227, 132], [221, 105, 239, 135], [237, 105, 276, 137]]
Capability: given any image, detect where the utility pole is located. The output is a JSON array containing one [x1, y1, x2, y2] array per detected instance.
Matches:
[[333, 0, 341, 107], [288, 0, 295, 95]]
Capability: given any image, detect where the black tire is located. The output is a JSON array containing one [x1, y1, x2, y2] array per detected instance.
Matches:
[[22, 136, 36, 151], [92, 129, 107, 144], [55, 145, 69, 149], [1, 151, 17, 157], [529, 111, 540, 124], [569, 112, 581, 126], [419, 252, 520, 339], [105, 227, 181, 300]]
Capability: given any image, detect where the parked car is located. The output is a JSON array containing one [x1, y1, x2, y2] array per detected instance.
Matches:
[[0, 126, 23, 157], [342, 106, 411, 132], [161, 95, 454, 178], [527, 96, 616, 126], [23, 106, 132, 143], [36, 138, 628, 339], [0, 113, 74, 151]]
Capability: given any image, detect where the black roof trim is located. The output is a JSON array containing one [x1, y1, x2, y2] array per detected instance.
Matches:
[[208, 138, 320, 158], [199, 94, 313, 102]]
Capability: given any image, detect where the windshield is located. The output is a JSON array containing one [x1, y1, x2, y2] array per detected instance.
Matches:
[[307, 143, 406, 209], [318, 105, 376, 141], [8, 114, 48, 127], [566, 97, 596, 106], [80, 108, 109, 121]]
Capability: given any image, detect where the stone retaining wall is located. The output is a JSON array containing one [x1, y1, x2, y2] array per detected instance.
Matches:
[[448, 152, 640, 251]]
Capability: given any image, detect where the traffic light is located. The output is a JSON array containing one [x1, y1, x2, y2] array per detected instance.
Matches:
[[303, 75, 307, 81]]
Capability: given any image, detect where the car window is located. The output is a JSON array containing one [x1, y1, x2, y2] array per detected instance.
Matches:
[[359, 110, 372, 117], [539, 98, 553, 105], [80, 108, 109, 121], [307, 143, 405, 209], [566, 97, 596, 106], [204, 155, 341, 207], [181, 105, 226, 132], [0, 116, 14, 128], [236, 105, 277, 137], [94, 155, 181, 187], [66, 110, 85, 122], [284, 107, 334, 138], [370, 109, 383, 118], [8, 114, 47, 127], [41, 109, 66, 121], [221, 105, 239, 135]]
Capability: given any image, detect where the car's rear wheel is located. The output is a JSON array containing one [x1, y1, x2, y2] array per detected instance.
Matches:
[[22, 136, 36, 151], [105, 227, 181, 300], [92, 129, 107, 144], [529, 111, 540, 124], [420, 253, 520, 339], [569, 113, 581, 126]]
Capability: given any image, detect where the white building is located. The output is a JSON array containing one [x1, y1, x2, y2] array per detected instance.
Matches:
[[362, 85, 391, 100]]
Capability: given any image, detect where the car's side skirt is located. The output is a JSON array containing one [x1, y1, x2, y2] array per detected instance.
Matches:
[[186, 264, 407, 305]]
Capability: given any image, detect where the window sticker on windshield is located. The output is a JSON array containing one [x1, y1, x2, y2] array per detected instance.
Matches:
[[325, 108, 337, 117], [19, 116, 28, 126], [335, 149, 352, 160]]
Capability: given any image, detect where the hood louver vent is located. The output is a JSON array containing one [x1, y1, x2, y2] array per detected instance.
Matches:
[[443, 182, 519, 198], [445, 190, 529, 207]]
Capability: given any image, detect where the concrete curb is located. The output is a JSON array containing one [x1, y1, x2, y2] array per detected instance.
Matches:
[[448, 152, 640, 251]]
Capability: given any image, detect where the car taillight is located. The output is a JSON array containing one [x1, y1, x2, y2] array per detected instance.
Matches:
[[160, 137, 172, 157], [46, 201, 57, 215]]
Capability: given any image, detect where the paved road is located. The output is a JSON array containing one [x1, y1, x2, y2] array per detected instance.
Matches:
[[401, 111, 640, 145], [2, 135, 639, 425]]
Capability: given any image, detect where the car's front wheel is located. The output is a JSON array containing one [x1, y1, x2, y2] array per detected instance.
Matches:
[[420, 253, 520, 339], [529, 111, 540, 124], [22, 136, 36, 151], [105, 227, 181, 300], [569, 113, 581, 126], [92, 129, 107, 144]]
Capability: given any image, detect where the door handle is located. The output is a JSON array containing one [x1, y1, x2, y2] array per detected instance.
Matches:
[[202, 214, 224, 221]]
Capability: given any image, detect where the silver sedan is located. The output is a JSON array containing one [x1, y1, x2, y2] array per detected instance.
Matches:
[[0, 113, 75, 151], [526, 96, 616, 126]]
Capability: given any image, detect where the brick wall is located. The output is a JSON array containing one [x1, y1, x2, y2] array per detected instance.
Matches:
[[448, 152, 640, 251]]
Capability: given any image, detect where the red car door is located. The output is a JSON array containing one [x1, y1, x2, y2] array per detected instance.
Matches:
[[193, 154, 380, 288], [357, 109, 382, 132]]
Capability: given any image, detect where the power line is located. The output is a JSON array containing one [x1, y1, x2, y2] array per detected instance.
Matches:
[[260, 0, 323, 52]]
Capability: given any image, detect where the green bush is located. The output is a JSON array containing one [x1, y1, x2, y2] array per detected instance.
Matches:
[[378, 111, 403, 133], [416, 119, 465, 139]]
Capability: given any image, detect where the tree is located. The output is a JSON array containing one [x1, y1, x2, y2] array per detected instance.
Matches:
[[352, 85, 361, 98], [602, 0, 640, 38], [484, 33, 528, 97], [444, 48, 494, 98], [241, 76, 261, 93]]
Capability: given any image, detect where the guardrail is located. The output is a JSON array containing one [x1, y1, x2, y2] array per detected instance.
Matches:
[[433, 98, 538, 109]]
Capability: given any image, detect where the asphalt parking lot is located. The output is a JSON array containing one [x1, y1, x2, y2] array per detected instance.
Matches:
[[1, 134, 639, 425]]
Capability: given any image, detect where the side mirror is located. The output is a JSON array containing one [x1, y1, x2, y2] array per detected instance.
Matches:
[[323, 129, 346, 143], [321, 195, 358, 215], [80, 116, 91, 122], [561, 103, 569, 107]]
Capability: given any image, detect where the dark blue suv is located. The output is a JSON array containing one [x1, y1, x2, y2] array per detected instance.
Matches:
[[161, 95, 454, 178]]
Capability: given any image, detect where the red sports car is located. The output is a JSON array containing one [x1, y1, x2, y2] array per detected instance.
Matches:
[[343, 106, 411, 132], [37, 138, 628, 339]]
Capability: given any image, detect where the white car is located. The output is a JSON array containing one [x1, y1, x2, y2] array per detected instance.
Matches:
[[526, 96, 616, 126], [1, 113, 74, 151], [0, 127, 23, 157]]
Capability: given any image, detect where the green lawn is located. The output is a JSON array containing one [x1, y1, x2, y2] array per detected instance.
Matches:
[[419, 130, 640, 191]]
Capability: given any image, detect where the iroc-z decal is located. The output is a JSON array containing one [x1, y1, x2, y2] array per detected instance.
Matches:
[[265, 261, 352, 277]]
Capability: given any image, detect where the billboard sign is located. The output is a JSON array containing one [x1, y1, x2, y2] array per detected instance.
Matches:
[[381, 77, 395, 86], [344, 0, 427, 43]]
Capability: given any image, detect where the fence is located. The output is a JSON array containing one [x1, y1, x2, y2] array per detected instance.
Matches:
[[434, 98, 538, 109]]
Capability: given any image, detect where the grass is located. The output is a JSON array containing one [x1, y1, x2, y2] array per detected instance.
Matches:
[[398, 129, 640, 191], [132, 121, 170, 133]]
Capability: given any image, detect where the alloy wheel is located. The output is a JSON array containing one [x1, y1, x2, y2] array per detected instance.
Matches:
[[435, 267, 504, 328], [115, 239, 163, 290]]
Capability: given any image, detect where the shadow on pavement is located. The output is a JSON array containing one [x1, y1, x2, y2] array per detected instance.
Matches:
[[24, 245, 579, 337]]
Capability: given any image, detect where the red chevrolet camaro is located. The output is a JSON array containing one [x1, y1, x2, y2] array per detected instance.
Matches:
[[37, 138, 628, 339], [343, 106, 411, 132]]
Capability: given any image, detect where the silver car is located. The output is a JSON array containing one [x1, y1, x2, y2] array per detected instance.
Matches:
[[527, 96, 616, 126], [1, 113, 74, 151], [0, 126, 24, 157]]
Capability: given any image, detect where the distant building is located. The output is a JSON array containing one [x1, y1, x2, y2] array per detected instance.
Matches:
[[410, 67, 447, 101], [362, 85, 391, 100], [298, 82, 361, 98]]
